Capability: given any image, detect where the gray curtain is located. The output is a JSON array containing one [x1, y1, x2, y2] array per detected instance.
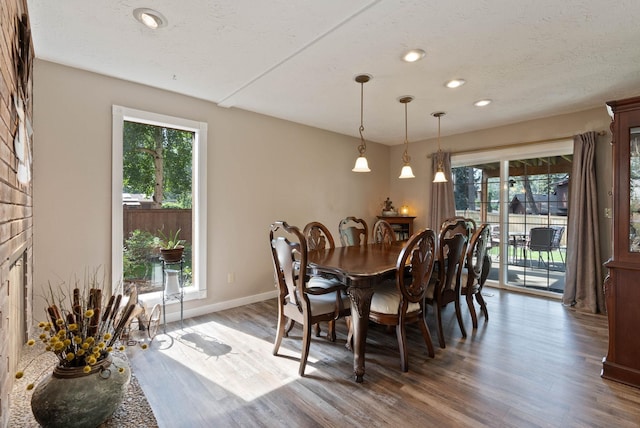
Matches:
[[563, 132, 605, 313], [428, 152, 456, 232]]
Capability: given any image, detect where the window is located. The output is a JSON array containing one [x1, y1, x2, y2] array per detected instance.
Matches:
[[112, 106, 207, 301], [452, 140, 572, 297]]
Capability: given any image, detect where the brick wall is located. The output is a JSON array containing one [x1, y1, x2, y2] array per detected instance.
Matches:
[[0, 0, 33, 425]]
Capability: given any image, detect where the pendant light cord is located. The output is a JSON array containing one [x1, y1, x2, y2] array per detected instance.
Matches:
[[357, 81, 367, 156], [435, 112, 444, 168], [402, 101, 411, 164]]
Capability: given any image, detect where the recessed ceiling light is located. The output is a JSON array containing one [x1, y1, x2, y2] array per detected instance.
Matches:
[[445, 79, 466, 89], [402, 49, 426, 63], [133, 8, 167, 29], [474, 99, 492, 107]]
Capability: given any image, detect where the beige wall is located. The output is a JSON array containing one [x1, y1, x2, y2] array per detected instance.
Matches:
[[32, 60, 390, 319], [387, 107, 614, 270], [33, 59, 615, 320]]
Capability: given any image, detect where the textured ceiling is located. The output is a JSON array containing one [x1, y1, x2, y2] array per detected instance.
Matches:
[[25, 0, 640, 145]]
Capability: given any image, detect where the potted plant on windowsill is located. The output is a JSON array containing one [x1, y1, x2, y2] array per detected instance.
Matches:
[[157, 228, 185, 263]]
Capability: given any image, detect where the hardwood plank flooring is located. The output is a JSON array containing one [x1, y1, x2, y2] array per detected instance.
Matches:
[[126, 288, 640, 427]]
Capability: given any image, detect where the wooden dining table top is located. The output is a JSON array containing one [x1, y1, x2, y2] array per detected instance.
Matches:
[[307, 241, 406, 281]]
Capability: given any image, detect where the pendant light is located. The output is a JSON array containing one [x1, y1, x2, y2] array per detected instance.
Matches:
[[398, 96, 415, 179], [352, 74, 372, 172], [432, 112, 448, 183]]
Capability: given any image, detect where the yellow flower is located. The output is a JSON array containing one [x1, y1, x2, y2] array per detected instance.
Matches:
[[141, 343, 148, 350], [49, 336, 58, 344], [26, 383, 34, 390], [43, 325, 51, 332], [73, 335, 83, 344], [38, 321, 46, 328], [83, 366, 91, 373], [98, 342, 105, 349], [77, 349, 85, 356], [39, 333, 47, 340], [104, 333, 112, 340], [87, 356, 97, 365], [84, 309, 94, 318], [45, 345, 52, 352], [85, 337, 95, 345], [27, 339, 35, 346], [92, 346, 100, 354], [15, 371, 24, 379], [82, 343, 89, 350], [107, 346, 113, 352], [118, 346, 125, 351], [63, 339, 71, 347], [66, 352, 75, 361], [118, 367, 125, 373], [57, 329, 66, 337], [56, 319, 64, 326], [68, 324, 78, 331], [54, 342, 64, 351]]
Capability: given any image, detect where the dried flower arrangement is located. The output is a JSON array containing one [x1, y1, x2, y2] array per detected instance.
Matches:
[[15, 269, 143, 387]]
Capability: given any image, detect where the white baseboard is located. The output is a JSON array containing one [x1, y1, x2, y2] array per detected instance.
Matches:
[[161, 289, 278, 324]]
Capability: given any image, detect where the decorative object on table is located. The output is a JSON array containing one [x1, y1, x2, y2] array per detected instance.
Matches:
[[15, 269, 140, 428], [381, 197, 398, 216], [399, 205, 410, 216], [157, 228, 185, 262]]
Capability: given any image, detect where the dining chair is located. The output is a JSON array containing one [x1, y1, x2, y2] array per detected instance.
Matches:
[[368, 228, 437, 371], [270, 221, 351, 376], [440, 216, 474, 242], [372, 219, 396, 244], [338, 216, 368, 246], [426, 229, 467, 349], [303, 221, 348, 341], [460, 223, 491, 329]]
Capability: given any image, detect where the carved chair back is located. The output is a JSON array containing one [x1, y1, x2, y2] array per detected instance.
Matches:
[[338, 216, 368, 246], [372, 219, 396, 244]]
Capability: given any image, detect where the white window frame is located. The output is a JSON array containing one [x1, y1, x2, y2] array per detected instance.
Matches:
[[111, 105, 207, 302]]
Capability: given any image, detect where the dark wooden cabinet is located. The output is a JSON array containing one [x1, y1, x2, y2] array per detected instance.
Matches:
[[377, 216, 415, 240], [602, 96, 640, 388]]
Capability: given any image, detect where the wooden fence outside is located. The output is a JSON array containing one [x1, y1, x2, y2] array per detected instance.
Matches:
[[123, 208, 192, 244]]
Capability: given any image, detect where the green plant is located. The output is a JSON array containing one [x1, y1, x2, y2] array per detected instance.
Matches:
[[123, 230, 156, 280], [157, 228, 185, 249]]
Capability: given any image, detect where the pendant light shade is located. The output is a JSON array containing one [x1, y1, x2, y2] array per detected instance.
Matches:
[[352, 74, 372, 172], [398, 96, 415, 179], [399, 165, 415, 179], [432, 112, 448, 183], [353, 155, 370, 172], [433, 168, 447, 183]]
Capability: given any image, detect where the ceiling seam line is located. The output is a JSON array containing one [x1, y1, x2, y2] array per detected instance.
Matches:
[[217, 0, 382, 108]]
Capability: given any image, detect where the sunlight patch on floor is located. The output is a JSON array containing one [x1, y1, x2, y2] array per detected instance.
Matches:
[[150, 322, 317, 401]]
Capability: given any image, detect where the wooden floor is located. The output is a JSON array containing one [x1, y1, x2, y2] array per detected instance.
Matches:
[[126, 288, 640, 428]]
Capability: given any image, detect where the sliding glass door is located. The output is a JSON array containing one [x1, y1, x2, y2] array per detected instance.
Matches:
[[451, 141, 572, 297]]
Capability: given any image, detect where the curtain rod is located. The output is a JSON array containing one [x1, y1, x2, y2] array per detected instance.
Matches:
[[426, 130, 607, 158]]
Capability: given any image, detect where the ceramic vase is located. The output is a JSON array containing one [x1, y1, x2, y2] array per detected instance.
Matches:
[[30, 353, 130, 428]]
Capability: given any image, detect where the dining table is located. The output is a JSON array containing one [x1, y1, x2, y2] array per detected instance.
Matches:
[[307, 240, 406, 382]]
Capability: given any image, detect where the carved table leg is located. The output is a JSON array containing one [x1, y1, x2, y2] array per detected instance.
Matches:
[[348, 284, 374, 383]]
